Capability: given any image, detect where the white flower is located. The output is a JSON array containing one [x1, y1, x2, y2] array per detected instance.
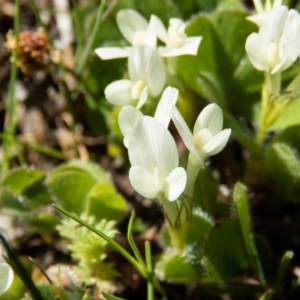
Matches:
[[172, 103, 231, 163], [253, 0, 282, 13], [105, 45, 166, 108], [246, 5, 300, 74], [118, 86, 178, 147], [0, 248, 13, 296], [95, 9, 156, 60], [127, 116, 186, 202], [149, 16, 202, 57]]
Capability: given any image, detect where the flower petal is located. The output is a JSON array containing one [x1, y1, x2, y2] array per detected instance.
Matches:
[[154, 86, 178, 127], [260, 6, 288, 45], [105, 80, 134, 106], [160, 37, 202, 57], [193, 128, 213, 150], [118, 106, 143, 147], [136, 86, 148, 109], [172, 107, 199, 159], [128, 45, 166, 97], [246, 13, 265, 26], [149, 15, 168, 43], [194, 103, 223, 136], [129, 166, 158, 199], [201, 129, 231, 157], [127, 117, 178, 176], [245, 33, 269, 71], [275, 9, 300, 73], [0, 263, 13, 296], [144, 26, 157, 48], [94, 47, 131, 60], [165, 167, 187, 201], [116, 9, 148, 44], [143, 47, 166, 96]]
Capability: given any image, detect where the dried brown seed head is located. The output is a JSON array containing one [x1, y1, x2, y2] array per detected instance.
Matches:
[[5, 28, 60, 74]]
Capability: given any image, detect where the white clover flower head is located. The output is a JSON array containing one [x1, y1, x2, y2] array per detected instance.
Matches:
[[246, 5, 300, 74], [127, 116, 187, 202], [104, 45, 166, 108], [95, 9, 156, 60], [0, 247, 13, 296], [149, 15, 202, 57], [118, 86, 179, 147], [172, 103, 231, 163]]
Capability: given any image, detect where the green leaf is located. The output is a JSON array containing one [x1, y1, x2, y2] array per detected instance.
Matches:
[[68, 160, 110, 184], [134, 0, 177, 22], [186, 209, 213, 256], [234, 182, 265, 282], [216, 0, 243, 9], [0, 167, 52, 208], [263, 127, 300, 202], [102, 292, 126, 300], [1, 168, 44, 193], [272, 97, 300, 130], [234, 182, 253, 258], [258, 289, 275, 300], [254, 235, 272, 282], [86, 184, 126, 221], [204, 219, 249, 280], [47, 161, 111, 216], [178, 10, 257, 104], [164, 254, 208, 283], [47, 166, 98, 215], [0, 189, 29, 214], [193, 167, 218, 214]]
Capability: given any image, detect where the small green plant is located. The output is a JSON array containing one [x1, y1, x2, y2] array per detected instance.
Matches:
[[57, 215, 118, 291]]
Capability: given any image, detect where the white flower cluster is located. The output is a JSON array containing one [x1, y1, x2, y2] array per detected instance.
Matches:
[[94, 9, 231, 207], [95, 9, 202, 107], [118, 87, 231, 203], [246, 2, 300, 74]]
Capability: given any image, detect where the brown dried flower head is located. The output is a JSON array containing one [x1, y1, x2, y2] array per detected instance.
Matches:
[[5, 28, 60, 74]]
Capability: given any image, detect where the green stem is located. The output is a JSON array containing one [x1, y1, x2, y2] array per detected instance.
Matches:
[[1, 0, 21, 176], [275, 251, 294, 290], [0, 233, 45, 300], [185, 153, 203, 198], [145, 241, 154, 300], [29, 0, 46, 29], [258, 289, 275, 300], [256, 71, 281, 143], [127, 211, 147, 268], [76, 1, 105, 75], [22, 141, 65, 159], [71, 0, 85, 63], [0, 133, 65, 160]]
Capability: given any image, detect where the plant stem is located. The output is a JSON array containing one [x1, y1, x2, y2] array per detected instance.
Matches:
[[145, 241, 154, 300], [127, 211, 147, 268], [185, 153, 203, 198], [71, 0, 84, 63], [1, 0, 21, 176], [256, 71, 281, 143], [76, 1, 105, 75]]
